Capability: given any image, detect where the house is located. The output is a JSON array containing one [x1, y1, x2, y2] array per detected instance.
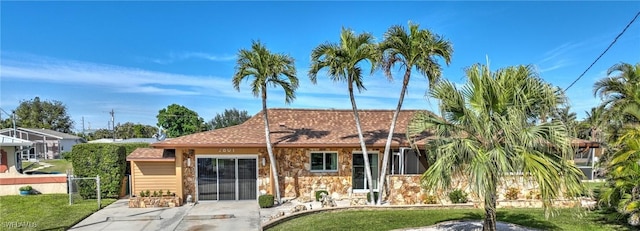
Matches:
[[127, 109, 433, 203], [89, 138, 162, 144], [0, 128, 85, 160], [0, 134, 33, 175], [127, 108, 602, 204]]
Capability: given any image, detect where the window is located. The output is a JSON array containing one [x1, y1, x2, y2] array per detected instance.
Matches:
[[310, 152, 338, 172]]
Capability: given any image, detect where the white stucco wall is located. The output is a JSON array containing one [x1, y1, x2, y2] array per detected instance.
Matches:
[[1, 146, 21, 175]]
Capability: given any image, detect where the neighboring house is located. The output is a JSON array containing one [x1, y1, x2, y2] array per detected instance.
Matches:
[[127, 108, 603, 204], [89, 138, 161, 144], [572, 139, 604, 180], [0, 134, 33, 175], [0, 128, 85, 160]]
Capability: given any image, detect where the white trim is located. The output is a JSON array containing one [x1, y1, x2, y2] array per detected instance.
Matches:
[[351, 151, 380, 191], [309, 151, 339, 173]]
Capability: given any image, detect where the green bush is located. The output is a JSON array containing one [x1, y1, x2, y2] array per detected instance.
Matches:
[[315, 190, 329, 201], [69, 143, 127, 199], [116, 143, 149, 175], [19, 185, 32, 191], [448, 189, 469, 203], [60, 152, 72, 161], [259, 194, 274, 208], [367, 192, 379, 202]]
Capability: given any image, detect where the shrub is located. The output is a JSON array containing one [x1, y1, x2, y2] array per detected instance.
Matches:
[[152, 191, 159, 197], [448, 189, 469, 203], [159, 190, 163, 196], [526, 190, 541, 200], [166, 190, 172, 196], [69, 143, 127, 199], [315, 190, 329, 201], [367, 192, 379, 202], [139, 190, 146, 197], [60, 151, 72, 161], [505, 187, 520, 200], [146, 190, 150, 197], [19, 185, 32, 191], [422, 194, 438, 204], [259, 194, 274, 208]]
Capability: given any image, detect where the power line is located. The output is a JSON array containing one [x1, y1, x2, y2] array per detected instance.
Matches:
[[564, 11, 640, 91]]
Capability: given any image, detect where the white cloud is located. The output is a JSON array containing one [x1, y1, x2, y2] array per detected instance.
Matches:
[[0, 53, 243, 97], [150, 52, 236, 64]]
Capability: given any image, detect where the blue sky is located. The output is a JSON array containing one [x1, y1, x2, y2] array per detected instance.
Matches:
[[1, 1, 639, 132]]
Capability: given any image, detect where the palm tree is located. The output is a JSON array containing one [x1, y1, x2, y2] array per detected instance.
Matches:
[[599, 104, 640, 226], [376, 22, 453, 205], [309, 27, 379, 205], [593, 62, 640, 123], [232, 40, 298, 204], [408, 64, 584, 231]]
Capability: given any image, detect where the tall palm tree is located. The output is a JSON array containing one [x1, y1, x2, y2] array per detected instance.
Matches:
[[232, 40, 298, 204], [408, 64, 584, 231], [594, 62, 640, 123], [376, 22, 453, 205], [309, 27, 379, 204], [599, 104, 640, 226]]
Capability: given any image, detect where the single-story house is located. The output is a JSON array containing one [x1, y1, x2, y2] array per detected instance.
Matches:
[[128, 109, 432, 203], [0, 128, 85, 160], [127, 108, 602, 204], [0, 134, 33, 175]]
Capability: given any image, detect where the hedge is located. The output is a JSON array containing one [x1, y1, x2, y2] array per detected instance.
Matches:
[[117, 143, 149, 175], [69, 143, 127, 199]]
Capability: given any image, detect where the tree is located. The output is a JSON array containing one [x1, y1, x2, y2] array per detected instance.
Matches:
[[551, 105, 578, 138], [115, 122, 158, 139], [12, 97, 74, 133], [156, 104, 207, 137], [593, 62, 640, 124], [599, 105, 640, 226], [309, 27, 380, 205], [376, 22, 453, 205], [232, 40, 298, 204], [408, 64, 584, 231], [209, 108, 251, 129]]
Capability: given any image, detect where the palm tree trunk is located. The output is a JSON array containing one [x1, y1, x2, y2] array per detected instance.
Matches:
[[377, 68, 412, 205], [483, 191, 498, 231], [262, 90, 281, 204], [349, 77, 375, 205]]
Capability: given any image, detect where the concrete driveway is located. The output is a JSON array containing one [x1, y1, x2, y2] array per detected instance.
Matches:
[[69, 199, 260, 231]]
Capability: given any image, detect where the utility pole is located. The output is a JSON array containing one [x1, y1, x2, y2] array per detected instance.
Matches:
[[110, 109, 115, 141], [82, 116, 85, 134]]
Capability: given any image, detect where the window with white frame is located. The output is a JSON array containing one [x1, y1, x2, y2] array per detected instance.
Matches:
[[310, 152, 338, 172]]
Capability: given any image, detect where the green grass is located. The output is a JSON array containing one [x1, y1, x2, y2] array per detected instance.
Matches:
[[22, 159, 73, 173], [0, 194, 115, 231], [267, 208, 635, 231]]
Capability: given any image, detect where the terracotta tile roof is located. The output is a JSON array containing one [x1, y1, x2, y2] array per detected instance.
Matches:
[[152, 108, 434, 148], [127, 148, 175, 161]]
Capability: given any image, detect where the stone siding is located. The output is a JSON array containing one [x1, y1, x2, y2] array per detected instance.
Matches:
[[261, 147, 382, 201], [387, 174, 580, 208], [128, 196, 182, 208], [182, 149, 195, 202]]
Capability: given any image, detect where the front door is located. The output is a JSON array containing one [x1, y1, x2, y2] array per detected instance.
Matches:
[[352, 152, 378, 191], [197, 157, 257, 201]]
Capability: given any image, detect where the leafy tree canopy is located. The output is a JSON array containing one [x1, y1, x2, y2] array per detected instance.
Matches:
[[156, 104, 207, 137], [9, 97, 74, 133], [209, 108, 251, 129]]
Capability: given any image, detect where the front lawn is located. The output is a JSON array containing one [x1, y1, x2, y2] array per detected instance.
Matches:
[[22, 159, 73, 173], [267, 208, 634, 231], [0, 194, 115, 231]]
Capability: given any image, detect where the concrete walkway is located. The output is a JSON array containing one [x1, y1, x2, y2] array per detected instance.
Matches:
[[70, 200, 260, 231]]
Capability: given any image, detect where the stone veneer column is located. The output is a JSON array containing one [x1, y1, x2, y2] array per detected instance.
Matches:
[[182, 149, 196, 202]]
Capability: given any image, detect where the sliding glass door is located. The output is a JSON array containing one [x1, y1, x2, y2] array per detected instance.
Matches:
[[197, 157, 257, 201]]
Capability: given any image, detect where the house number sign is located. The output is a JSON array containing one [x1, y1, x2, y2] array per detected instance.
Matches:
[[218, 148, 235, 153]]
